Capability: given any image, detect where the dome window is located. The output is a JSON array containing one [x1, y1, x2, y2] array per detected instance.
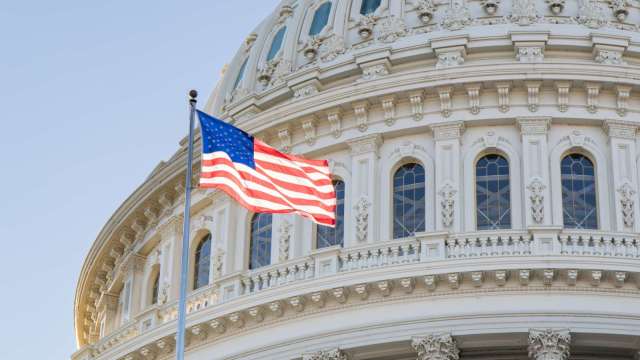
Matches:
[[233, 58, 248, 89], [150, 271, 160, 305], [249, 213, 272, 269], [309, 2, 332, 36], [317, 180, 345, 248], [476, 154, 511, 230], [360, 0, 381, 15], [561, 154, 598, 229], [267, 26, 287, 62], [393, 163, 426, 239], [193, 233, 212, 290]]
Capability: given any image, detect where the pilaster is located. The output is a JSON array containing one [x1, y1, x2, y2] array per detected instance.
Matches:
[[528, 329, 571, 360], [122, 253, 146, 318], [347, 134, 383, 245], [518, 117, 552, 227], [604, 120, 639, 232], [431, 122, 464, 232]]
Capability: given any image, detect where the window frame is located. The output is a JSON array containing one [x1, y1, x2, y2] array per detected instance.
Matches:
[[248, 213, 273, 270], [193, 233, 212, 290], [560, 151, 599, 230], [315, 178, 346, 249], [392, 161, 427, 239], [474, 153, 512, 231]]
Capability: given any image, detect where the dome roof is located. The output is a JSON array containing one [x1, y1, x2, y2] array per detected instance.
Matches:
[[210, 0, 640, 119]]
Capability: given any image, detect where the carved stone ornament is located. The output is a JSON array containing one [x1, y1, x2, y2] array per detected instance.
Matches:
[[466, 84, 481, 114], [361, 63, 389, 81], [293, 83, 319, 99], [546, 0, 565, 14], [527, 178, 546, 223], [436, 50, 465, 69], [326, 109, 342, 138], [609, 0, 629, 22], [480, 0, 500, 15], [303, 36, 324, 61], [616, 86, 631, 116], [438, 182, 457, 227], [319, 36, 346, 62], [278, 219, 292, 261], [213, 247, 225, 279], [510, 0, 539, 25], [594, 49, 625, 65], [555, 82, 571, 112], [585, 83, 600, 113], [496, 82, 510, 112], [376, 16, 408, 43], [302, 348, 349, 360], [278, 128, 291, 153], [358, 14, 377, 39], [528, 329, 571, 360], [302, 118, 317, 145], [516, 46, 544, 63], [442, 0, 472, 31], [577, 0, 608, 28], [354, 197, 371, 242], [381, 96, 396, 125], [617, 182, 636, 227], [412, 333, 460, 360], [415, 0, 437, 23]]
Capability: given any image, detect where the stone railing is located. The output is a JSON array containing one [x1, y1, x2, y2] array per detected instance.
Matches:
[[241, 256, 315, 295], [87, 228, 640, 357]]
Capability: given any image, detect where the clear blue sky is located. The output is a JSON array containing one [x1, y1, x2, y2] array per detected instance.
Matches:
[[0, 1, 279, 358]]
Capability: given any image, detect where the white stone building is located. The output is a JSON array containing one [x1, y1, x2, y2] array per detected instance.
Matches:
[[73, 0, 640, 359]]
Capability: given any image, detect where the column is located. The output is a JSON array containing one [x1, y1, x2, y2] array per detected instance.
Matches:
[[123, 253, 146, 318], [431, 122, 464, 232], [162, 217, 183, 302], [411, 333, 460, 360], [347, 134, 382, 245], [528, 329, 571, 360], [518, 117, 552, 227], [604, 120, 639, 232]]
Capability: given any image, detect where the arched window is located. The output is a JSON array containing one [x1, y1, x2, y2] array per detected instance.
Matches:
[[476, 154, 511, 230], [267, 27, 286, 62], [561, 154, 598, 229], [233, 58, 248, 89], [193, 234, 211, 290], [309, 2, 332, 36], [393, 163, 426, 238], [249, 213, 272, 269], [317, 180, 345, 248], [150, 271, 159, 305], [360, 0, 381, 15]]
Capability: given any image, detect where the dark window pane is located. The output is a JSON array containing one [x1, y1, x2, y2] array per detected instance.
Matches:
[[393, 163, 426, 238], [193, 234, 211, 289], [317, 180, 345, 248], [151, 272, 159, 305], [233, 59, 248, 89], [360, 0, 381, 14], [476, 154, 511, 230], [309, 2, 331, 35], [250, 213, 272, 269], [561, 154, 598, 229], [267, 27, 287, 61]]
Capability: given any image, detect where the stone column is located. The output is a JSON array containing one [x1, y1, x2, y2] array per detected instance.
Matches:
[[302, 348, 349, 360], [528, 329, 571, 360], [123, 253, 146, 318], [347, 134, 382, 245], [411, 333, 460, 360], [604, 120, 639, 232], [518, 117, 552, 227], [163, 217, 183, 302], [431, 122, 464, 232], [97, 293, 119, 335]]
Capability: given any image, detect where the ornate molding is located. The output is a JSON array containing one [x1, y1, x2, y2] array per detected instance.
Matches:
[[555, 81, 571, 112], [438, 182, 457, 228], [381, 96, 396, 126], [585, 83, 600, 113], [442, 0, 472, 30], [436, 50, 465, 69], [278, 220, 292, 262], [511, 0, 539, 25], [577, 0, 608, 29], [518, 117, 551, 135], [409, 91, 424, 121], [302, 348, 349, 360], [594, 49, 625, 65], [302, 118, 316, 145], [438, 87, 453, 117], [354, 197, 371, 243], [412, 333, 460, 360], [377, 16, 408, 43], [277, 127, 292, 153], [527, 177, 546, 223], [326, 109, 342, 138], [516, 46, 544, 63], [347, 134, 382, 157], [465, 83, 481, 115], [431, 121, 465, 141], [528, 329, 571, 360], [617, 182, 636, 227], [361, 63, 389, 81], [353, 101, 370, 132], [603, 119, 638, 139], [526, 81, 542, 112], [616, 85, 632, 116], [496, 82, 511, 113]]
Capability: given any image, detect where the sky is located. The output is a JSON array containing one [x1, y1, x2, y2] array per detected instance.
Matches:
[[0, 1, 280, 358]]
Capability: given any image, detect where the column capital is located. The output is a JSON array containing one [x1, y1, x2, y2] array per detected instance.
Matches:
[[528, 328, 571, 360], [121, 253, 146, 274], [430, 121, 465, 141], [518, 117, 551, 135], [302, 348, 349, 360], [412, 333, 460, 360], [346, 134, 383, 156], [603, 119, 638, 139]]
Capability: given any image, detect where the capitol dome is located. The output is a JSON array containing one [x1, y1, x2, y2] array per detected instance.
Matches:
[[74, 0, 640, 359]]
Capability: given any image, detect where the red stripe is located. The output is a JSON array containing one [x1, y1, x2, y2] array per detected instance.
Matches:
[[201, 169, 336, 211], [255, 159, 333, 187], [202, 157, 336, 200], [254, 140, 329, 167]]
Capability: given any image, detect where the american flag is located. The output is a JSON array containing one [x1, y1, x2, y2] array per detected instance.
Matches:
[[197, 111, 336, 227]]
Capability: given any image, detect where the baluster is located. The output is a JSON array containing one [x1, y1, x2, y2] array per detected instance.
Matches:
[[486, 236, 495, 255], [614, 238, 624, 256], [400, 243, 410, 262], [446, 239, 455, 258], [390, 245, 399, 263], [558, 234, 568, 255], [592, 236, 602, 255], [604, 237, 613, 256], [569, 236, 578, 254], [525, 235, 533, 254], [625, 238, 634, 257], [581, 236, 589, 255], [479, 237, 488, 256]]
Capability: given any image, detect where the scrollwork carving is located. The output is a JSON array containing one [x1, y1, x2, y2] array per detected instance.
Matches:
[[438, 182, 456, 227], [617, 182, 636, 227], [528, 329, 571, 360], [527, 178, 546, 223], [278, 220, 292, 261], [354, 197, 371, 242], [412, 333, 460, 360]]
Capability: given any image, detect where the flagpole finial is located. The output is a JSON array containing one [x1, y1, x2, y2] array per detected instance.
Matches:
[[189, 89, 198, 103]]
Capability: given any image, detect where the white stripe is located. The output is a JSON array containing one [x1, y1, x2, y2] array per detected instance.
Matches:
[[201, 163, 336, 207], [202, 150, 331, 176], [202, 153, 334, 193], [200, 176, 336, 218], [253, 152, 330, 178]]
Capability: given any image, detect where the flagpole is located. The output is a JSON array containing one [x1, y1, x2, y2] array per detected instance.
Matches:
[[176, 89, 197, 360]]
